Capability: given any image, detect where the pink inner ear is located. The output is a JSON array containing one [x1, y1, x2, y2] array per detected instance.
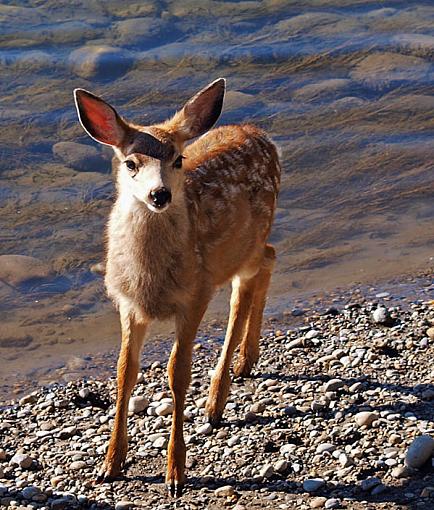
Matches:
[[80, 95, 121, 146]]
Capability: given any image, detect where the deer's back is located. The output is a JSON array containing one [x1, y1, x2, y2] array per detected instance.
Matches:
[[184, 124, 280, 285]]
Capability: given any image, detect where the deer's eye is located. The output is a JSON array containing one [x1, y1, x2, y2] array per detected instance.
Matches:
[[125, 160, 136, 171], [173, 155, 183, 169]]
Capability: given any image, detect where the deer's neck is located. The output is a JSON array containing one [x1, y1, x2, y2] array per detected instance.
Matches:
[[105, 194, 193, 320]]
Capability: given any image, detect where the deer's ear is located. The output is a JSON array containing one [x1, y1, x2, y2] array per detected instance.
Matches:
[[73, 89, 129, 147], [168, 78, 225, 141]]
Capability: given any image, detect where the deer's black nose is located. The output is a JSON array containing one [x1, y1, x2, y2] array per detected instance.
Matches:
[[150, 187, 172, 208]]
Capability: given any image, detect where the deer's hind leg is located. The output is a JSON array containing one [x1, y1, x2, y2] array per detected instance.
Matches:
[[234, 243, 275, 378], [205, 273, 256, 426]]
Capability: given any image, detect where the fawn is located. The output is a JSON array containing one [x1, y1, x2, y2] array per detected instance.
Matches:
[[73, 79, 281, 496]]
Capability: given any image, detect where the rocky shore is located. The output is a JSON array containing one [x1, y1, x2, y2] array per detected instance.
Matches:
[[1, 287, 434, 510]]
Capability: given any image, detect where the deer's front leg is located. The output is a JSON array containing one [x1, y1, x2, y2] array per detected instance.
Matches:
[[166, 297, 210, 497], [97, 307, 148, 483]]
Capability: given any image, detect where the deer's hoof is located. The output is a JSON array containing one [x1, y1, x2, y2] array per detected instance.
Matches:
[[233, 358, 256, 378], [95, 464, 122, 484], [167, 480, 184, 498], [206, 411, 223, 428]]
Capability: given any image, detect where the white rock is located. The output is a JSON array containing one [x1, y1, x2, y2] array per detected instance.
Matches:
[[196, 423, 213, 435], [155, 402, 173, 416], [405, 435, 434, 469], [339, 453, 353, 467], [305, 329, 320, 339], [227, 436, 240, 447], [372, 306, 389, 324], [70, 460, 87, 470], [280, 443, 297, 455], [259, 464, 274, 478], [115, 501, 135, 510], [195, 396, 208, 408], [354, 411, 378, 427], [128, 396, 149, 414], [78, 388, 90, 399], [324, 379, 344, 392], [310, 497, 327, 508], [214, 485, 235, 497], [316, 443, 336, 454], [10, 453, 32, 469], [152, 437, 168, 449], [273, 459, 288, 473], [325, 498, 340, 509]]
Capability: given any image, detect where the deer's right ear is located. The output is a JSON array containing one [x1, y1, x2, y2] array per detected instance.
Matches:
[[73, 89, 128, 147]]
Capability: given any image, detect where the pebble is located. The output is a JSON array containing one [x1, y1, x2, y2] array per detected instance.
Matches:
[[115, 501, 135, 510], [21, 486, 40, 499], [427, 327, 434, 340], [250, 402, 266, 414], [259, 463, 274, 478], [316, 443, 336, 454], [361, 477, 381, 491], [155, 403, 173, 416], [0, 286, 433, 509], [303, 478, 326, 492], [372, 306, 390, 324], [311, 497, 327, 508], [405, 435, 434, 469], [70, 460, 87, 470], [354, 411, 378, 427], [152, 436, 168, 449], [421, 487, 434, 497], [325, 499, 340, 509], [371, 483, 387, 496], [392, 465, 410, 478], [128, 396, 149, 414], [324, 379, 344, 392], [274, 459, 288, 473], [214, 485, 235, 497], [196, 423, 213, 435], [10, 453, 32, 469]]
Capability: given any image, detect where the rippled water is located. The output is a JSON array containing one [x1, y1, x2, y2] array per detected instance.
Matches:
[[1, 0, 434, 398]]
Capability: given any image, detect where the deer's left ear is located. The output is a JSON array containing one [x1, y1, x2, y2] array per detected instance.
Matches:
[[73, 89, 129, 147], [167, 78, 225, 141]]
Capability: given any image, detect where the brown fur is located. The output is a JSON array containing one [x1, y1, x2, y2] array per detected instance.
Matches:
[[74, 80, 281, 496]]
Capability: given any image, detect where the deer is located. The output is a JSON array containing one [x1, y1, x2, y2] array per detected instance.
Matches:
[[73, 78, 281, 497]]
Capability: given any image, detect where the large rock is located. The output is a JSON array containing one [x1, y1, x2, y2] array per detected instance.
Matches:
[[293, 79, 352, 102], [0, 255, 52, 286], [405, 435, 434, 469], [350, 52, 431, 90], [52, 142, 109, 173], [113, 17, 175, 48], [68, 45, 135, 80]]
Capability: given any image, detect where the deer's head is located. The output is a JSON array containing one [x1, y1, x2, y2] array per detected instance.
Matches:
[[74, 79, 225, 213]]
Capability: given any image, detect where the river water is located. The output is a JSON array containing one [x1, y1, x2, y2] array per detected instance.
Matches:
[[1, 0, 433, 399]]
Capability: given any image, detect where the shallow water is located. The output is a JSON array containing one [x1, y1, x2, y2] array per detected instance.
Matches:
[[1, 0, 434, 399]]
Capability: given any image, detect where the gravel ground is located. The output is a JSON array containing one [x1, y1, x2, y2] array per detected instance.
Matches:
[[1, 286, 434, 510]]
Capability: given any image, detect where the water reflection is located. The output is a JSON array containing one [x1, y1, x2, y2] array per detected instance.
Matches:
[[1, 0, 433, 398]]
